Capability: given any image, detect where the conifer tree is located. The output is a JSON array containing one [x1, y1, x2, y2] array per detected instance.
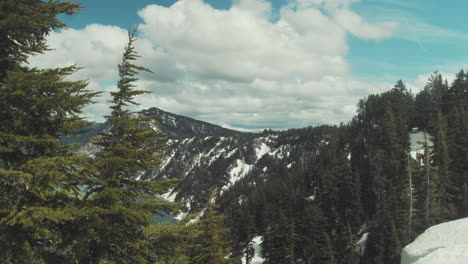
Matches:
[[318, 232, 337, 264], [0, 1, 96, 262], [76, 28, 177, 263], [336, 224, 360, 264], [431, 112, 456, 222], [191, 193, 236, 264], [145, 215, 199, 264], [446, 108, 468, 217], [262, 209, 290, 264]]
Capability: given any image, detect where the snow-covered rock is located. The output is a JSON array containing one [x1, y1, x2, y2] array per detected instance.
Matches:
[[401, 218, 468, 264]]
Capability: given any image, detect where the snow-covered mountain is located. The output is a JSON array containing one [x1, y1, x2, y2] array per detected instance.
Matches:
[[401, 218, 468, 264], [71, 107, 337, 212], [139, 107, 238, 138]]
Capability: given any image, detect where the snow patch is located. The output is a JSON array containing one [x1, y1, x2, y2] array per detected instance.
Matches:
[[355, 232, 368, 256], [188, 208, 206, 224], [409, 131, 433, 161], [175, 211, 189, 221], [160, 150, 176, 171], [401, 218, 468, 264], [135, 171, 145, 181], [223, 159, 253, 191], [242, 236, 265, 264], [160, 188, 178, 202], [226, 148, 237, 158], [255, 143, 271, 160]]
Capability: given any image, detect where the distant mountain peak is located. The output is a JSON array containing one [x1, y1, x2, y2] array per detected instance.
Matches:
[[139, 107, 239, 139]]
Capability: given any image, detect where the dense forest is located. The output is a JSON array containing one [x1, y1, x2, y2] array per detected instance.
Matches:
[[219, 72, 468, 263], [2, 1, 468, 264]]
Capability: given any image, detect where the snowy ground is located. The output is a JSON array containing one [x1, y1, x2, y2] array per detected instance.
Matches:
[[409, 130, 432, 160], [241, 236, 265, 264], [401, 218, 468, 264]]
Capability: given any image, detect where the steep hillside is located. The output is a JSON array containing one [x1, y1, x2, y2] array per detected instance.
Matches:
[[70, 108, 337, 213], [140, 107, 238, 138], [147, 126, 336, 212]]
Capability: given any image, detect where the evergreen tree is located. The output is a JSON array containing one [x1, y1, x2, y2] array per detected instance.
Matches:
[[296, 203, 326, 264], [191, 194, 236, 264], [146, 215, 199, 264], [262, 209, 290, 264], [447, 70, 468, 112], [0, 1, 96, 262], [318, 232, 337, 264], [75, 28, 177, 263], [431, 112, 456, 222], [446, 108, 468, 217], [336, 224, 360, 264]]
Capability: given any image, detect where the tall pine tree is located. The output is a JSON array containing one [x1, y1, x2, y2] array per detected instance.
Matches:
[[191, 193, 236, 264], [75, 28, 177, 263]]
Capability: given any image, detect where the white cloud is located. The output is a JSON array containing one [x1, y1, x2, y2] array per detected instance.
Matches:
[[138, 0, 351, 82], [29, 24, 128, 82], [29, 0, 400, 130], [333, 9, 398, 40]]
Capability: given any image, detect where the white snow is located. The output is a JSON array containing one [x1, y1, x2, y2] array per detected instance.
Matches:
[[222, 159, 253, 191], [174, 211, 189, 221], [401, 218, 468, 264], [160, 188, 178, 202], [268, 144, 290, 159], [188, 208, 205, 224], [241, 236, 265, 264], [355, 232, 368, 256], [409, 131, 433, 161], [160, 150, 176, 171], [226, 148, 238, 158], [255, 143, 271, 160], [135, 171, 145, 181]]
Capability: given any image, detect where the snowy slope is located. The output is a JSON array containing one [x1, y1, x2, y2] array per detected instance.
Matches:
[[401, 218, 468, 264], [72, 107, 337, 214]]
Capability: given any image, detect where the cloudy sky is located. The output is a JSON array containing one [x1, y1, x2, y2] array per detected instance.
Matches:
[[30, 0, 468, 130]]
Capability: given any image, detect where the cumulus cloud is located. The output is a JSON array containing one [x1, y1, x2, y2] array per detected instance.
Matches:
[[29, 0, 400, 130], [29, 24, 128, 82], [138, 0, 350, 83]]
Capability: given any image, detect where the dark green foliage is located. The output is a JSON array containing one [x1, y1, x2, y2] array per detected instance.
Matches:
[[431, 112, 457, 222], [72, 29, 178, 263], [0, 1, 97, 262], [0, 0, 81, 80], [191, 194, 236, 264], [146, 215, 199, 264], [446, 108, 468, 217], [262, 209, 297, 264]]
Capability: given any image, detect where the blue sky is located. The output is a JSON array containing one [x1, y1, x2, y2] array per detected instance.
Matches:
[[34, 0, 468, 130]]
